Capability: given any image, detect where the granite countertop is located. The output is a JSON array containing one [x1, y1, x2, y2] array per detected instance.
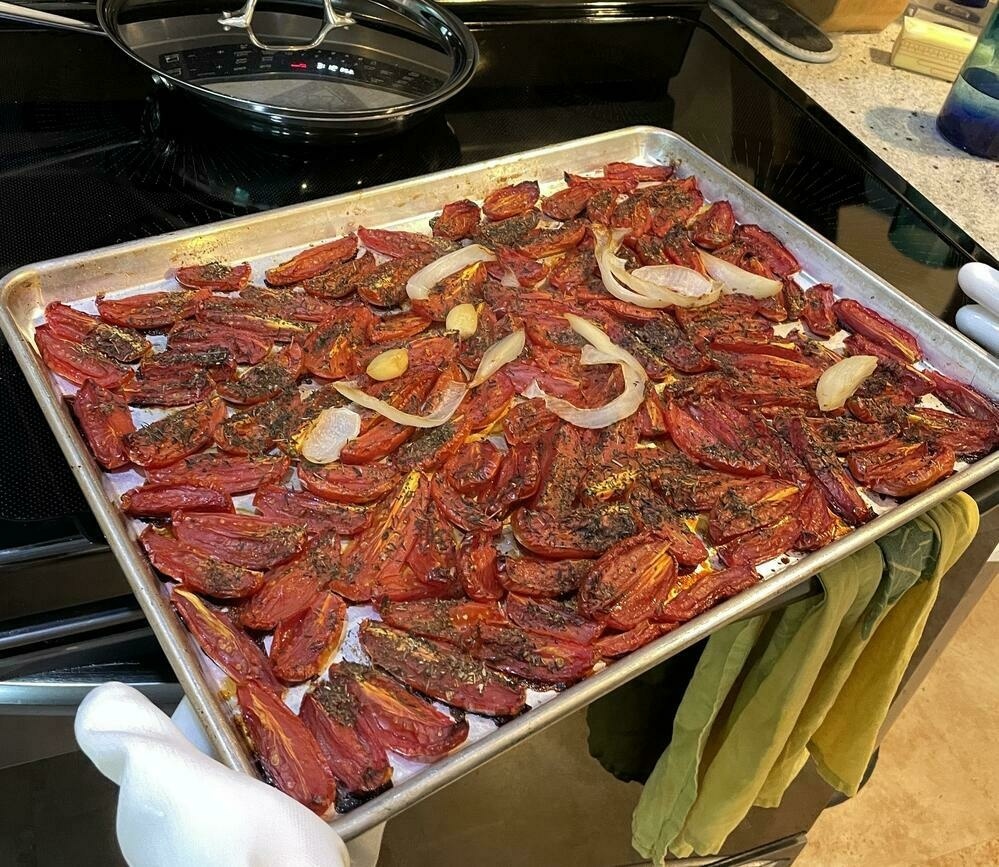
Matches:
[[717, 13, 999, 259]]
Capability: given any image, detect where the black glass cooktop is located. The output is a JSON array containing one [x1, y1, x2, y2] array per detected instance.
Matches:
[[0, 3, 987, 619]]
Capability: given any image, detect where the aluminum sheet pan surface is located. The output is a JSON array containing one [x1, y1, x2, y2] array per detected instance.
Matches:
[[3, 127, 997, 840]]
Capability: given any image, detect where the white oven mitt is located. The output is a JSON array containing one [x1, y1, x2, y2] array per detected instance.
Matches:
[[75, 681, 351, 867]]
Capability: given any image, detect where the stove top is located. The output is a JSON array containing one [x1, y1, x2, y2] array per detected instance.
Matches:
[[0, 3, 985, 628]]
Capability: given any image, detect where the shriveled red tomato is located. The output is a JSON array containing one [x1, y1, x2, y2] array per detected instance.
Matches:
[[505, 593, 604, 646], [483, 180, 540, 221], [239, 286, 334, 324], [674, 303, 773, 349], [604, 161, 674, 182], [45, 301, 150, 363], [71, 379, 135, 469], [197, 299, 308, 342], [649, 177, 704, 236], [502, 398, 559, 444], [717, 515, 803, 566], [542, 184, 597, 221], [430, 473, 500, 533], [95, 288, 210, 330], [217, 343, 302, 406], [270, 591, 347, 684], [412, 261, 488, 322], [121, 482, 232, 518], [167, 320, 271, 364], [565, 172, 637, 193], [461, 373, 514, 432], [786, 416, 873, 525], [513, 503, 637, 560], [499, 555, 590, 597], [796, 483, 839, 551], [655, 566, 758, 622], [708, 477, 803, 544], [717, 349, 820, 387], [472, 622, 597, 686], [379, 597, 506, 648], [907, 408, 998, 459], [665, 400, 767, 476], [474, 208, 541, 248], [253, 485, 368, 537], [927, 371, 999, 427], [139, 348, 236, 383], [239, 532, 341, 630], [355, 255, 431, 308], [457, 532, 504, 600], [847, 438, 955, 497], [236, 681, 335, 814], [359, 620, 527, 717], [36, 325, 132, 389], [172, 511, 307, 570], [300, 682, 392, 796], [302, 251, 376, 300], [175, 261, 251, 292], [579, 531, 678, 630], [367, 310, 433, 344], [343, 663, 469, 761], [302, 304, 373, 380], [835, 298, 921, 363], [299, 461, 399, 504], [172, 589, 277, 688], [214, 394, 303, 456], [431, 199, 481, 241], [803, 417, 898, 454], [443, 440, 503, 495], [605, 314, 711, 377], [517, 220, 587, 259], [142, 527, 263, 599], [123, 397, 225, 469], [595, 621, 675, 658], [390, 415, 474, 474], [121, 370, 215, 407], [147, 452, 290, 494], [690, 200, 735, 249], [358, 227, 451, 259], [264, 235, 358, 286]]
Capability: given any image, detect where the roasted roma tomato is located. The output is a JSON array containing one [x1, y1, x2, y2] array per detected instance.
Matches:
[[147, 452, 290, 494], [717, 515, 803, 567], [542, 185, 597, 221], [834, 299, 921, 363], [367, 310, 433, 344], [690, 200, 735, 249], [390, 415, 474, 474], [172, 511, 306, 570], [472, 622, 597, 686], [302, 252, 377, 300], [649, 177, 704, 236], [236, 287, 338, 322], [512, 504, 637, 559], [655, 566, 758, 623], [217, 343, 303, 405], [708, 477, 803, 544], [907, 408, 998, 459], [474, 208, 540, 248], [356, 255, 430, 308], [499, 555, 591, 598], [197, 298, 308, 342], [175, 261, 251, 292], [456, 532, 504, 600], [299, 461, 399, 504], [357, 227, 451, 259], [44, 301, 150, 363], [299, 681, 392, 796], [444, 440, 504, 494], [483, 180, 540, 221], [495, 244, 549, 288], [142, 527, 263, 599], [431, 199, 481, 241], [565, 172, 637, 193], [167, 320, 271, 364], [121, 482, 232, 518], [214, 394, 303, 456], [604, 315, 711, 377], [239, 532, 341, 631], [358, 620, 527, 717], [96, 287, 210, 330], [139, 348, 237, 383], [236, 680, 335, 814], [264, 235, 358, 286], [302, 304, 373, 380], [674, 300, 773, 349], [121, 370, 215, 407], [796, 483, 839, 551], [927, 371, 999, 427], [502, 398, 560, 444], [504, 593, 604, 646], [517, 220, 587, 259], [35, 325, 132, 389], [341, 663, 469, 762], [123, 396, 225, 469], [804, 417, 898, 454], [378, 597, 506, 648], [665, 400, 767, 476], [579, 531, 678, 630], [431, 473, 501, 533], [786, 416, 874, 526], [172, 589, 277, 688], [412, 261, 488, 322], [270, 591, 347, 684], [253, 485, 368, 537], [847, 438, 955, 497], [799, 283, 838, 338], [604, 161, 674, 182], [595, 621, 675, 658], [71, 379, 135, 469]]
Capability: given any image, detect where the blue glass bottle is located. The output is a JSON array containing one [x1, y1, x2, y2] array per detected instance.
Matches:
[[937, 4, 999, 160]]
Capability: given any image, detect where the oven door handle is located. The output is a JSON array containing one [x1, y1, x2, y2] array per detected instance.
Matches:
[[0, 675, 182, 715]]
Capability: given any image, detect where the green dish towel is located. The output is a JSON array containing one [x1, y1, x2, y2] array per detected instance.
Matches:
[[628, 493, 979, 863]]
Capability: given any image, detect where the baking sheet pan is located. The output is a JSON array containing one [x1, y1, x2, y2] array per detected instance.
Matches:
[[2, 126, 998, 839]]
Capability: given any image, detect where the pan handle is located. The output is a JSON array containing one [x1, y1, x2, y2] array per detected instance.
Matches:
[[0, 1, 104, 34], [218, 0, 353, 51]]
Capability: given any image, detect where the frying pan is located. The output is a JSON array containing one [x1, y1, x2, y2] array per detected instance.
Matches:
[[0, 0, 478, 139]]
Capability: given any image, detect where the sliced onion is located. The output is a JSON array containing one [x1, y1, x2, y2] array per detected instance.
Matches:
[[300, 407, 361, 464], [406, 244, 496, 300], [521, 314, 645, 428], [565, 313, 647, 381], [333, 379, 468, 428], [470, 328, 526, 387], [699, 250, 782, 298], [816, 355, 878, 411], [593, 226, 720, 309]]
